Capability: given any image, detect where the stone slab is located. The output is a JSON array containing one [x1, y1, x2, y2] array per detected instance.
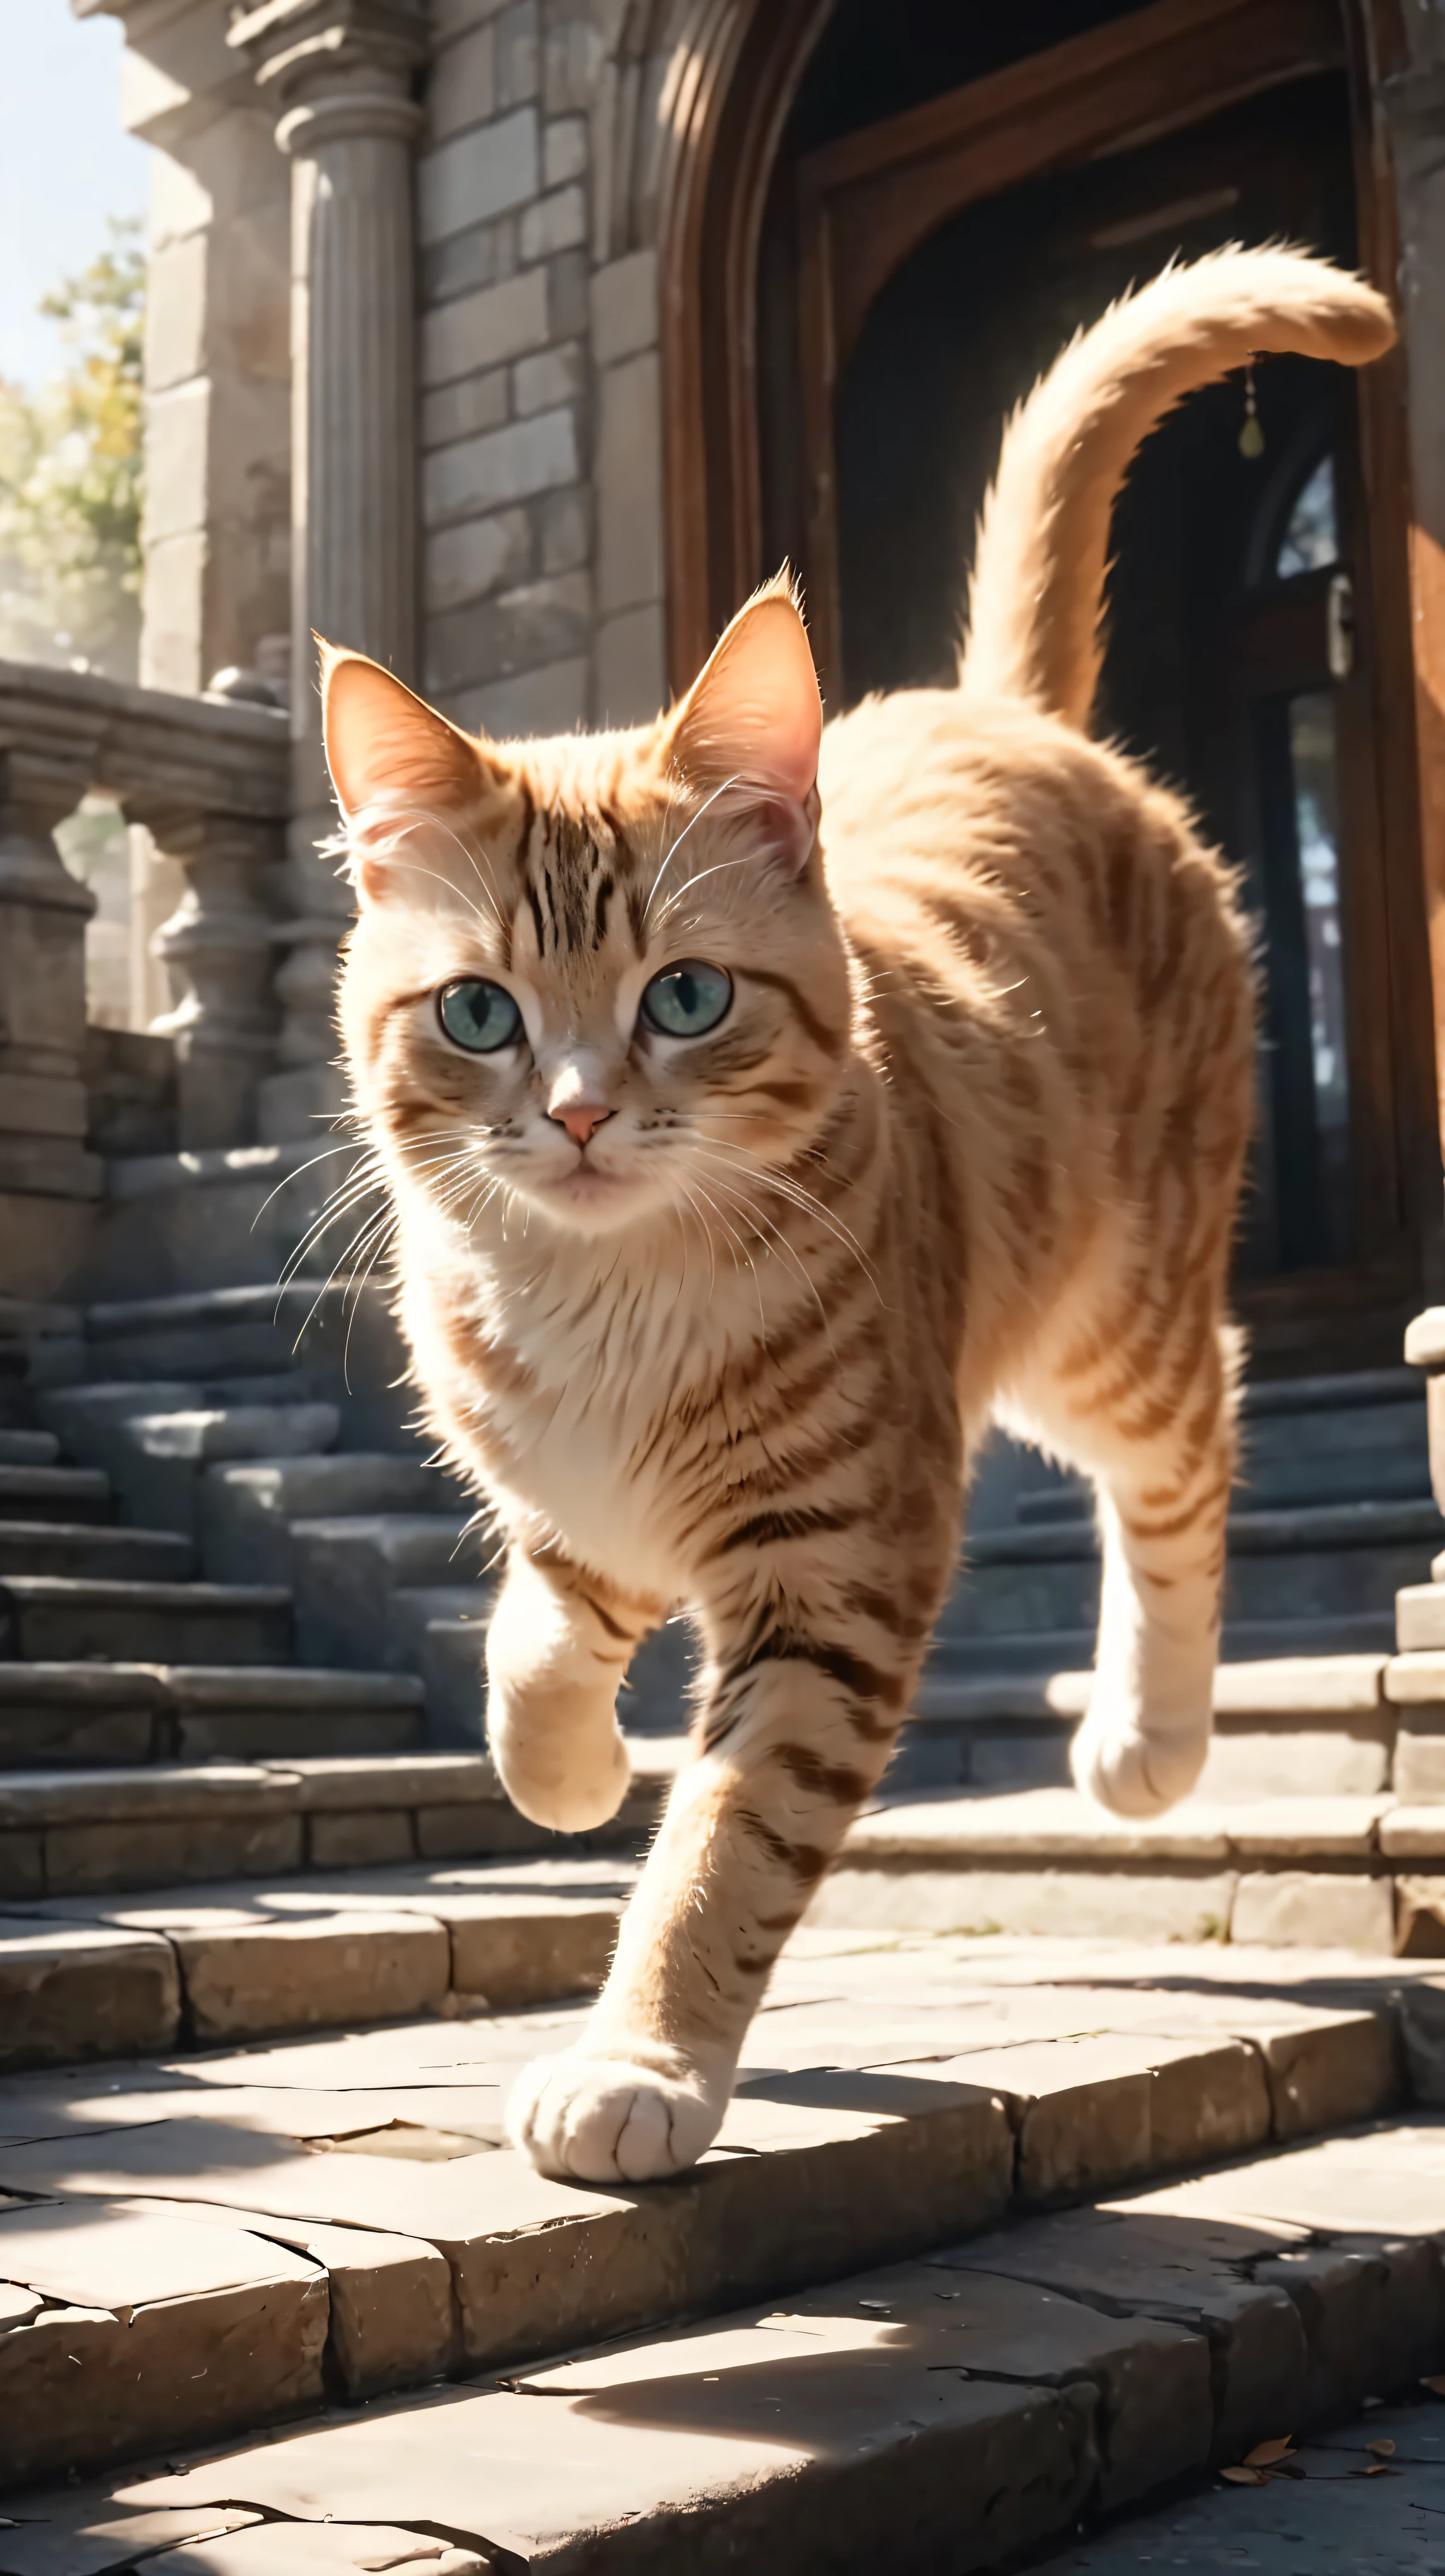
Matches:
[[0, 1924, 180, 2070], [0, 2200, 326, 2490], [810, 1861, 1241, 1943], [121, 2198, 457, 2400], [44, 1816, 306, 1897], [1383, 1806, 1445, 1855], [174, 1912, 452, 2041], [1231, 1869, 1398, 1952], [38, 2323, 1100, 2575]]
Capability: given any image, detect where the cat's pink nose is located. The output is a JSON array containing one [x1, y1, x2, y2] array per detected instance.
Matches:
[[550, 1101, 614, 1147]]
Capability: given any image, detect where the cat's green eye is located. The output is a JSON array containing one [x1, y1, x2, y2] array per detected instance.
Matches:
[[639, 960, 733, 1039], [438, 979, 523, 1054]]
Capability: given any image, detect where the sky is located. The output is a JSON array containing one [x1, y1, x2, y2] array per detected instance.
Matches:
[[0, 2, 150, 390]]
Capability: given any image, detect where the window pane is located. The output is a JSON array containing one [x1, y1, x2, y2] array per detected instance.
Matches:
[[1288, 691, 1347, 1140], [1276, 455, 1336, 578]]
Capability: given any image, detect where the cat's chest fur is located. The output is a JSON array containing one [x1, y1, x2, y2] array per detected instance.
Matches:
[[407, 1227, 775, 1592]]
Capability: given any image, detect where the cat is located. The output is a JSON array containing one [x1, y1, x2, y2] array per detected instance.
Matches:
[[321, 246, 1393, 2185]]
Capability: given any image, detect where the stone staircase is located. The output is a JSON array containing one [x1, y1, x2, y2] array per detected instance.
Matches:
[[2, 1911, 1444, 2560], [6, 1167, 1445, 2558]]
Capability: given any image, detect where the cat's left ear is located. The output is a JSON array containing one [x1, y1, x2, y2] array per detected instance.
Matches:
[[666, 575, 822, 873]]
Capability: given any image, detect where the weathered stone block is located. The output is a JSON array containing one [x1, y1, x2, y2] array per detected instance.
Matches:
[[1257, 2236, 1445, 2418], [0, 2202, 327, 2490], [421, 366, 510, 453], [450, 654, 589, 739], [0, 1833, 43, 1898], [418, 106, 537, 245], [443, 1897, 618, 2005], [43, 1814, 303, 1897], [426, 506, 533, 615], [428, 21, 496, 142], [513, 337, 584, 417], [424, 407, 578, 524], [1231, 1869, 1396, 1952], [809, 1861, 1240, 1943], [543, 116, 587, 189], [591, 249, 657, 364], [175, 1911, 450, 2041], [1395, 1725, 1445, 1799], [939, 2200, 1309, 2471], [519, 182, 586, 262], [596, 352, 663, 614], [428, 569, 591, 695], [421, 266, 549, 388], [596, 602, 666, 725], [1249, 2009, 1399, 2139], [498, 0, 540, 105], [0, 1925, 180, 2069], [308, 1810, 416, 1870]]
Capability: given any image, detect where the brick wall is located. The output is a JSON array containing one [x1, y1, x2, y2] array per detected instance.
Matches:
[[417, 0, 669, 741]]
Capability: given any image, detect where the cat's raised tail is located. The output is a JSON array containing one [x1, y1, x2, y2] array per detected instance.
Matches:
[[959, 244, 1394, 733]]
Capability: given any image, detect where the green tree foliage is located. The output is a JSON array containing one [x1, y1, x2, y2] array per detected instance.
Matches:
[[0, 216, 145, 677]]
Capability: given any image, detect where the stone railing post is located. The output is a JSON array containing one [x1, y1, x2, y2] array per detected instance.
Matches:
[[0, 681, 104, 1294], [229, 0, 427, 1142], [124, 806, 280, 1151]]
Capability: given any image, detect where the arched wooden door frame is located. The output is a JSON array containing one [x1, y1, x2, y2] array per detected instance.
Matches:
[[657, 0, 1441, 1305]]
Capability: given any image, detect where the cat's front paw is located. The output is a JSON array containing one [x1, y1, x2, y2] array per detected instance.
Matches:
[[508, 2044, 723, 2182], [1070, 1697, 1208, 1818]]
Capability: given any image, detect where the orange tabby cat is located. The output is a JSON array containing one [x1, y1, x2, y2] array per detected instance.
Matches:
[[322, 248, 1393, 2182]]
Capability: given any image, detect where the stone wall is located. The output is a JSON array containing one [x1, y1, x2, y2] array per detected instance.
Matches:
[[416, 0, 670, 740]]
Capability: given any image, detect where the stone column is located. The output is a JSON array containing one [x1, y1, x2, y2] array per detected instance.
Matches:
[[229, 0, 427, 1143]]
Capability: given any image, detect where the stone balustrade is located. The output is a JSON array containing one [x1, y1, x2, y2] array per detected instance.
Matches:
[[0, 659, 290, 1179]]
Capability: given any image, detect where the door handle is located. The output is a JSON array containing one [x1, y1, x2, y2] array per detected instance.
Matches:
[[1326, 569, 1355, 679]]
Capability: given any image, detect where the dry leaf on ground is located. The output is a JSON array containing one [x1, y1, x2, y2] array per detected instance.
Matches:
[[1423, 2376, 1445, 2399], [1220, 2467, 1268, 2486], [1366, 2439, 1396, 2457], [1243, 2438, 1296, 2467]]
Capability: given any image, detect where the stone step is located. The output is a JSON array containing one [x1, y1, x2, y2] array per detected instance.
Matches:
[[0, 1429, 60, 1467], [923, 1607, 1399, 1680], [34, 1381, 347, 1535], [0, 1737, 678, 1902], [0, 1662, 425, 1769], [1031, 2390, 1445, 2575], [0, 1464, 112, 1525], [817, 1781, 1445, 1952], [0, 1575, 292, 1667], [0, 1520, 193, 1583], [941, 1498, 1445, 1644], [200, 1454, 460, 1585], [0, 1921, 1436, 2501], [287, 1518, 485, 1667], [899, 1650, 1422, 1799]]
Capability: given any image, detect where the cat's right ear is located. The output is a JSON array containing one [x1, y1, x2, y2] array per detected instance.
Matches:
[[320, 643, 484, 895]]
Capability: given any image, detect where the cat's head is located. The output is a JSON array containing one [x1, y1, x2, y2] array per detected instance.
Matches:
[[327, 578, 853, 1241]]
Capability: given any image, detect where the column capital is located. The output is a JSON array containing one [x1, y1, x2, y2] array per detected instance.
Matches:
[[228, 0, 428, 145]]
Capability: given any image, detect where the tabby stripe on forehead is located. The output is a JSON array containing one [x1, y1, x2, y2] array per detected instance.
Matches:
[[593, 873, 613, 948], [742, 967, 844, 1057]]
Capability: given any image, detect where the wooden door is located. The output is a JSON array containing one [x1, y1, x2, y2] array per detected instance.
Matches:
[[756, 0, 1436, 1374]]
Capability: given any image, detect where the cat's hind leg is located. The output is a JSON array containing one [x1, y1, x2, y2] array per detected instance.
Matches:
[[1056, 1311, 1240, 1819], [486, 1544, 661, 1832]]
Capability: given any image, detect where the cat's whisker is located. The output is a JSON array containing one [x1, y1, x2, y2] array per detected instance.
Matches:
[[642, 773, 741, 919]]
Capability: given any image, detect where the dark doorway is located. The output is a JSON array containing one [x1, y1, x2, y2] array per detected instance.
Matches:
[[755, 14, 1436, 1373]]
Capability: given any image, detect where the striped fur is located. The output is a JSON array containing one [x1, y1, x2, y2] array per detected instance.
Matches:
[[327, 249, 1394, 2182]]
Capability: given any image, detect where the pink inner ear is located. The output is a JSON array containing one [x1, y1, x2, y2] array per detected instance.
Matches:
[[673, 592, 823, 809]]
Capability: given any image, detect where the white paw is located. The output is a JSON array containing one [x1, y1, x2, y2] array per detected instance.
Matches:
[[1070, 1700, 1208, 1818], [488, 1715, 630, 1833], [508, 2044, 722, 2182]]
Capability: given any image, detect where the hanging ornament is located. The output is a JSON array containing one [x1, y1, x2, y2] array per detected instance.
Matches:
[[1238, 361, 1265, 460]]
